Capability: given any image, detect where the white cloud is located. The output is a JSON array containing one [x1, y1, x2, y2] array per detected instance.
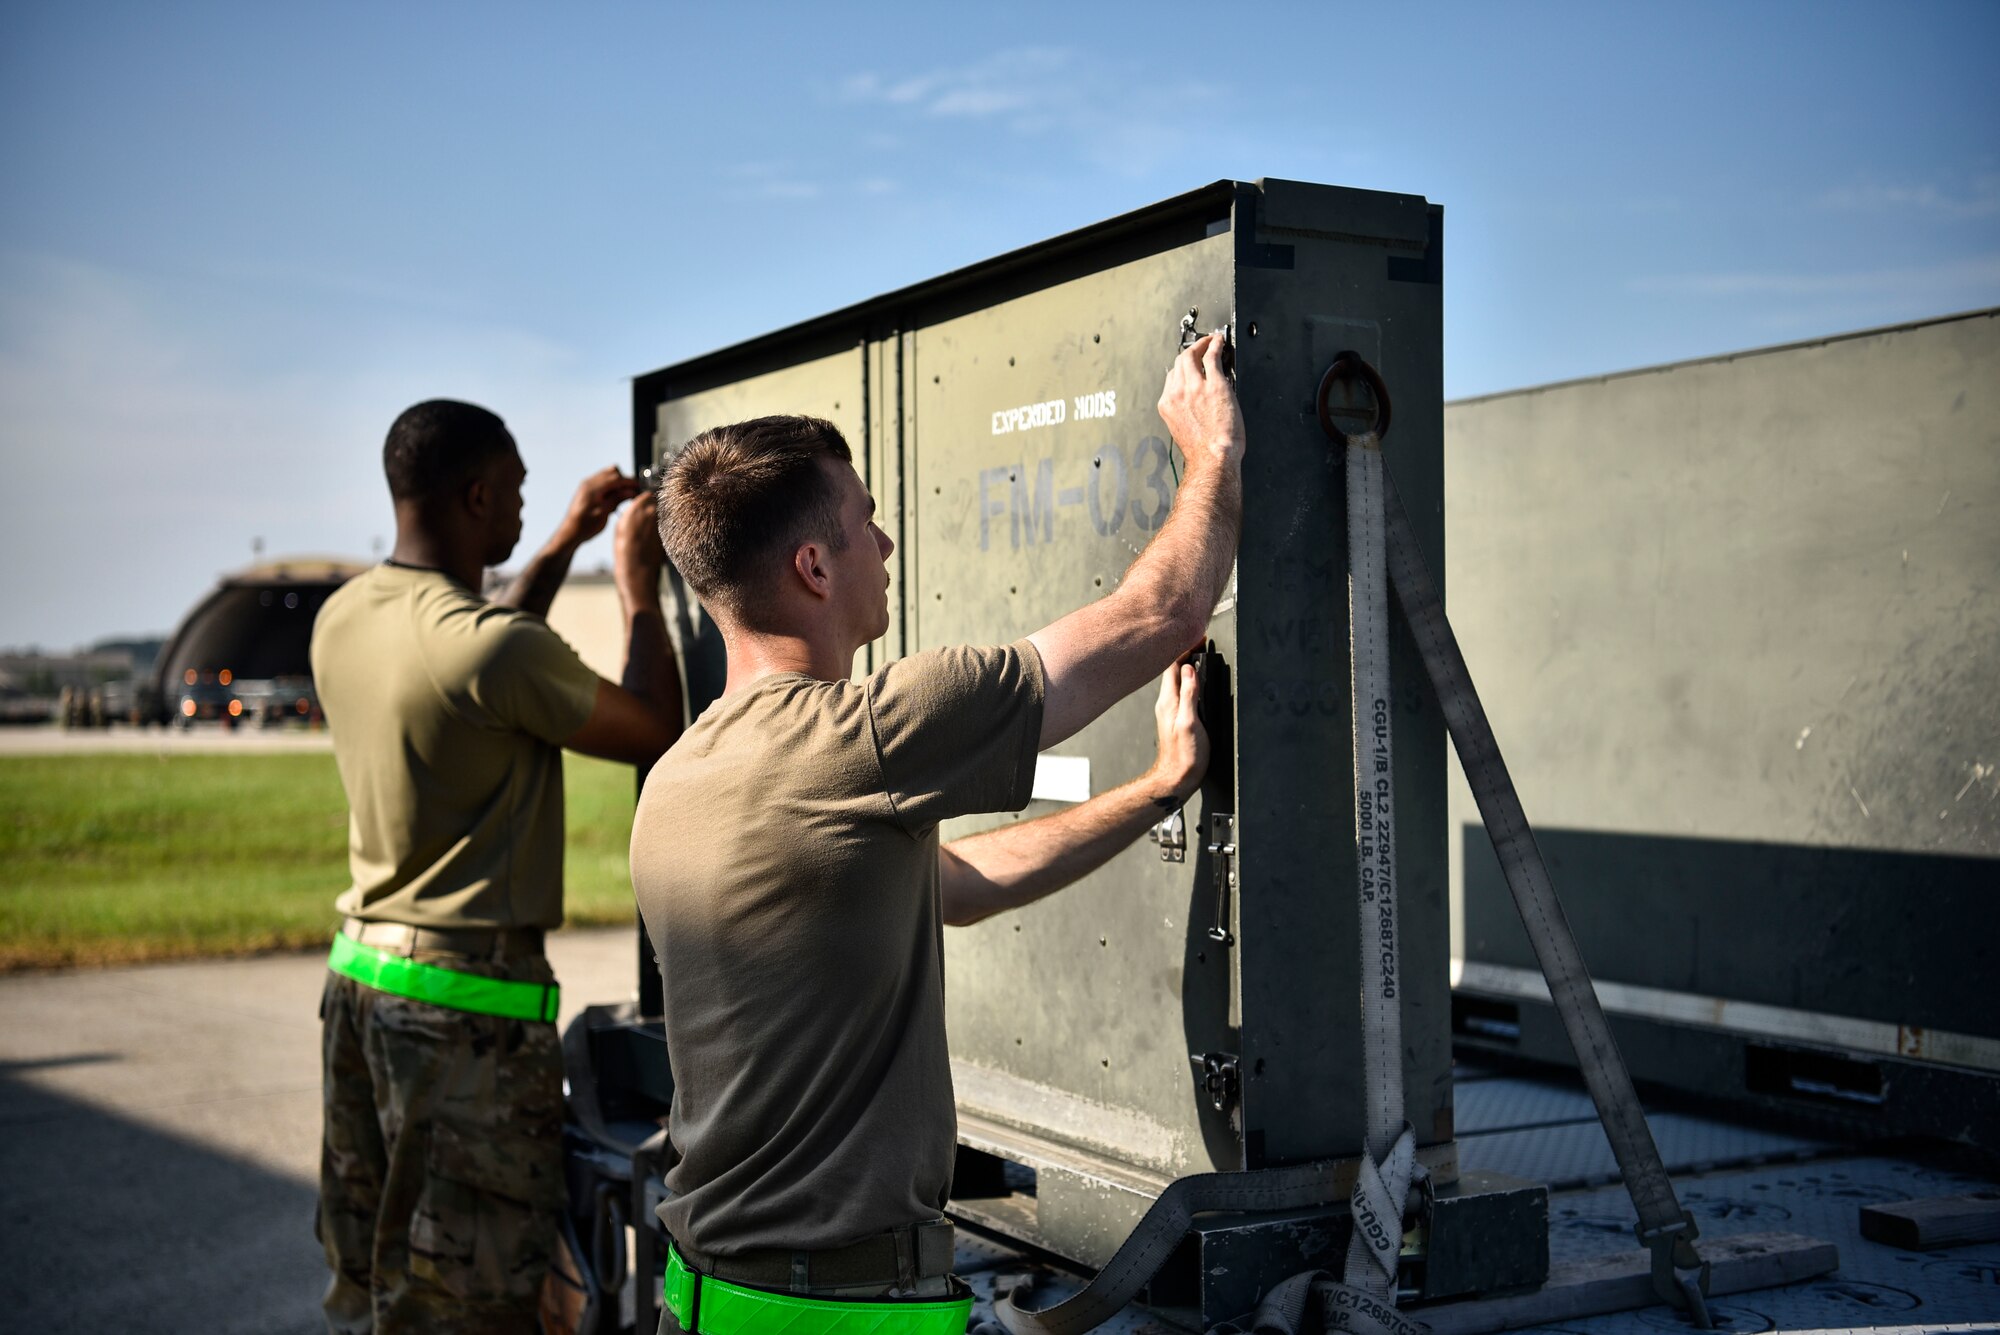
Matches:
[[929, 86, 1039, 119], [841, 49, 1075, 121], [722, 161, 823, 201], [740, 46, 1237, 201], [836, 47, 1229, 180], [1815, 173, 2000, 221]]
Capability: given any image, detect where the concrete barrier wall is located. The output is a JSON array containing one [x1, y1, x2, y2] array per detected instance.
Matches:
[[545, 576, 625, 683], [1443, 309, 2000, 971]]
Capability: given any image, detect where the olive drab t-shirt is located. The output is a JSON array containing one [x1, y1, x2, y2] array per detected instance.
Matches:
[[310, 563, 601, 930], [631, 641, 1046, 1256]]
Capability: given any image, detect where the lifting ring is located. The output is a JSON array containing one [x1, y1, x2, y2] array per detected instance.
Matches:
[[1316, 350, 1393, 445]]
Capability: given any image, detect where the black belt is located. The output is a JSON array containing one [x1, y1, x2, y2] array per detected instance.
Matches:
[[673, 1219, 955, 1291]]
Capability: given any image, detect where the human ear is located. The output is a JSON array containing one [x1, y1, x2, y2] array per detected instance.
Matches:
[[793, 543, 831, 600]]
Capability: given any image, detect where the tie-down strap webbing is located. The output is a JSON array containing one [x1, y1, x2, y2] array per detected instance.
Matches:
[[992, 1159, 1386, 1335], [1376, 465, 1709, 1322]]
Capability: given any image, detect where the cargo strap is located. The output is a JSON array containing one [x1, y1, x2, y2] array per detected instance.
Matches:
[[1334, 406, 1425, 1330], [1327, 350, 1708, 1325], [326, 930, 559, 1023], [664, 1245, 972, 1335], [1210, 1268, 1427, 1335], [1372, 420, 1713, 1327], [991, 1160, 1363, 1335]]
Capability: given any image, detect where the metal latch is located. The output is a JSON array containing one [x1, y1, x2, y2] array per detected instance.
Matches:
[[1206, 813, 1236, 944], [1148, 807, 1186, 862], [1177, 307, 1235, 374], [1190, 1051, 1240, 1113]]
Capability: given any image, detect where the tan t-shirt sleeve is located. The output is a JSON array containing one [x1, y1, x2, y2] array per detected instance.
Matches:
[[865, 639, 1046, 835], [462, 611, 602, 745]]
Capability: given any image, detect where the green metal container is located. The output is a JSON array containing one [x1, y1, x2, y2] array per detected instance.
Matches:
[[632, 180, 1544, 1318]]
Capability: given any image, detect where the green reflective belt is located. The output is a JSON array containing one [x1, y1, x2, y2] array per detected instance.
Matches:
[[665, 1246, 971, 1335], [327, 931, 559, 1023]]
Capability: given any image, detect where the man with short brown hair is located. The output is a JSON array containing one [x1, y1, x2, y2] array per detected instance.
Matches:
[[632, 335, 1245, 1333]]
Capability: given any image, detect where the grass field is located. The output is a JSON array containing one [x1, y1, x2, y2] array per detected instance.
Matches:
[[0, 750, 641, 970]]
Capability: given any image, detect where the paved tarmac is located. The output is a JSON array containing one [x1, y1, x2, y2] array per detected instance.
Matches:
[[12, 936, 1998, 1335], [0, 928, 637, 1334], [0, 724, 334, 755]]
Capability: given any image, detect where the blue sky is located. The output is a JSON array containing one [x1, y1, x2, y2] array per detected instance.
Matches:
[[3, 1, 1995, 649]]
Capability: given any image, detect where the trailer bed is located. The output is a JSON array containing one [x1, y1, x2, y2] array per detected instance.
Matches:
[[945, 1063, 2000, 1334]]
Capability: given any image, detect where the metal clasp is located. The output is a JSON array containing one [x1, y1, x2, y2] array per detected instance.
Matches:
[[1637, 1211, 1713, 1329], [1190, 1051, 1240, 1113], [1148, 807, 1187, 863], [1177, 307, 1235, 374], [1206, 813, 1237, 943]]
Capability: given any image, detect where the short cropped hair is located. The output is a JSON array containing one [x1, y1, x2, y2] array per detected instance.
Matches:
[[382, 400, 515, 503], [655, 415, 852, 613]]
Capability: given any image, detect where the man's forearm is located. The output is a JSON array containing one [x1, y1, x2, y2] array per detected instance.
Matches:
[[493, 538, 577, 617], [620, 587, 684, 719], [940, 774, 1182, 927], [1121, 456, 1242, 644], [1032, 456, 1241, 746], [621, 576, 683, 750]]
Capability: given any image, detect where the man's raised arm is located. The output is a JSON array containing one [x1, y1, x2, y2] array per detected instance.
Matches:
[[564, 494, 684, 765], [1027, 332, 1245, 748], [495, 465, 645, 617]]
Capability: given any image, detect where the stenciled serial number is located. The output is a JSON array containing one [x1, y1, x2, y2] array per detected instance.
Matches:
[[977, 437, 1174, 550]]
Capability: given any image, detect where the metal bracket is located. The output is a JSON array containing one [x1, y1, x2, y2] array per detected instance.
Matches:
[[1148, 807, 1187, 863], [1190, 1051, 1240, 1114], [1206, 813, 1237, 944]]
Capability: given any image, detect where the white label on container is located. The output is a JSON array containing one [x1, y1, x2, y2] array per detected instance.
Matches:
[[1029, 754, 1092, 803]]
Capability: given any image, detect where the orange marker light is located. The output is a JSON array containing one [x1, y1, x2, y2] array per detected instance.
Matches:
[[227, 699, 243, 718], [184, 669, 198, 686], [218, 669, 233, 686], [181, 699, 197, 717]]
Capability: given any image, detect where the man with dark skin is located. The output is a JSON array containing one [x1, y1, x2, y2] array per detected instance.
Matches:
[[312, 400, 682, 1334], [633, 335, 1244, 1330]]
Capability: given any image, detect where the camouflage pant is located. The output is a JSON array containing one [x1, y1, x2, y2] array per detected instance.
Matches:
[[318, 955, 565, 1335]]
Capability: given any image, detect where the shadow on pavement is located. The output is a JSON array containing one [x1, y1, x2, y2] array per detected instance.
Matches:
[[0, 1063, 325, 1334], [0, 1053, 117, 1073]]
